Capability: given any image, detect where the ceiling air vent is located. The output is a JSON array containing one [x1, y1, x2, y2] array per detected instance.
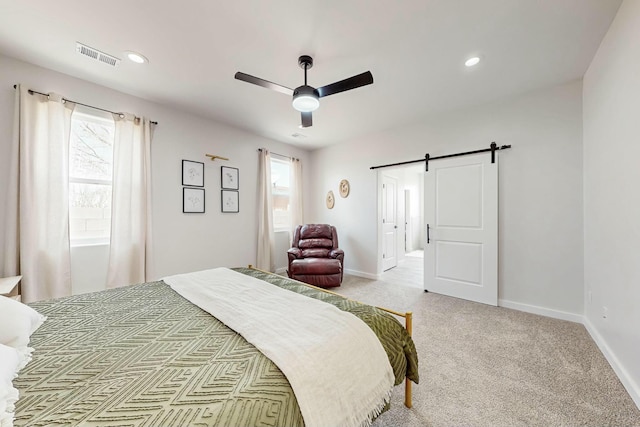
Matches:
[[76, 42, 120, 67]]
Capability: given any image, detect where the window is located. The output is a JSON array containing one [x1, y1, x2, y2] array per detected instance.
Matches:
[[271, 156, 290, 231], [68, 109, 115, 244]]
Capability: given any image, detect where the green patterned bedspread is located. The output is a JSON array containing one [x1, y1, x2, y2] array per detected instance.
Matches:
[[14, 268, 418, 427], [236, 268, 419, 386]]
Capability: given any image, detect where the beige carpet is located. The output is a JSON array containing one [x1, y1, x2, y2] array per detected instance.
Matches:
[[336, 274, 640, 427]]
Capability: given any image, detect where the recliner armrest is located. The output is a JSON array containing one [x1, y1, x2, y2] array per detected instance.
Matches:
[[330, 249, 345, 282], [329, 249, 344, 260], [287, 248, 303, 260]]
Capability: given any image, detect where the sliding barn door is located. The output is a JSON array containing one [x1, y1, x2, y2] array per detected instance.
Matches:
[[424, 153, 498, 306]]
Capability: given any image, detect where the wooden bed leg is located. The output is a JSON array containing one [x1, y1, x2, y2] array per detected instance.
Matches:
[[405, 311, 413, 336], [404, 311, 413, 408]]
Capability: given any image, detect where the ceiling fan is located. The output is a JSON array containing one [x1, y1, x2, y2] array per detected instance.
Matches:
[[235, 55, 373, 128]]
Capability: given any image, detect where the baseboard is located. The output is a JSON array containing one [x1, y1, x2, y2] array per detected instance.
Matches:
[[498, 299, 583, 323], [583, 317, 640, 410], [344, 269, 380, 280]]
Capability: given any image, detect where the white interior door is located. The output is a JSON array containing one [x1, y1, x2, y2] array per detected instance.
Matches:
[[404, 189, 412, 252], [382, 175, 398, 271], [424, 153, 498, 305]]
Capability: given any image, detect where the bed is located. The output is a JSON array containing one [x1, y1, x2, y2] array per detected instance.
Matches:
[[13, 266, 419, 427]]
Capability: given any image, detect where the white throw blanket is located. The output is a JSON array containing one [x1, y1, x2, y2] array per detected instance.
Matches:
[[163, 268, 395, 427]]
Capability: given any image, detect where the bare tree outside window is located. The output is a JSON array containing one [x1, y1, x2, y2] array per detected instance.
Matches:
[[69, 110, 115, 243]]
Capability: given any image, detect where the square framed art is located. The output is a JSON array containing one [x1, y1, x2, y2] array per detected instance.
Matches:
[[221, 190, 239, 213], [182, 160, 204, 187], [221, 166, 239, 190], [183, 187, 205, 213]]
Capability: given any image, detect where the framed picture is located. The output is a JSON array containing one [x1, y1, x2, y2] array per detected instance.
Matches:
[[182, 160, 204, 187], [221, 166, 239, 190], [221, 190, 239, 213], [183, 187, 205, 213]]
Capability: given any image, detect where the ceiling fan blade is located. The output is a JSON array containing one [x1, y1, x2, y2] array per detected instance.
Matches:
[[301, 111, 312, 128], [234, 72, 294, 96], [317, 71, 374, 98]]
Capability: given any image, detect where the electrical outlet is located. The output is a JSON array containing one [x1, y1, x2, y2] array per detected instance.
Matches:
[[602, 306, 608, 320]]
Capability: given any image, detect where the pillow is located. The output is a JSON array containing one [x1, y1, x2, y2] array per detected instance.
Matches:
[[0, 343, 20, 384], [0, 343, 22, 427], [0, 296, 46, 357]]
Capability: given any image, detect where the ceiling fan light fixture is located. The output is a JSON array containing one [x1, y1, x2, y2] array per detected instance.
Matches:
[[235, 55, 373, 127], [292, 86, 319, 112]]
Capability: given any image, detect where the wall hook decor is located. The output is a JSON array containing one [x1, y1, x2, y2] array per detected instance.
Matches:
[[339, 179, 350, 198], [326, 191, 335, 209]]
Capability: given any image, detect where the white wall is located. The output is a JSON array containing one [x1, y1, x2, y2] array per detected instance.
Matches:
[[582, 0, 640, 407], [0, 54, 310, 293], [309, 80, 584, 318], [274, 230, 292, 274]]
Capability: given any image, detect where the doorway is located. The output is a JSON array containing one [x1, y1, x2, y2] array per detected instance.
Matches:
[[377, 166, 425, 286], [382, 174, 398, 271]]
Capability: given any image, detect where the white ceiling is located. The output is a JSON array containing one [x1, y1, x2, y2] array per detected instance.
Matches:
[[0, 0, 621, 150]]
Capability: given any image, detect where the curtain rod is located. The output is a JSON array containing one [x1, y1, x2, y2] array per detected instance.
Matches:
[[370, 142, 511, 170], [13, 84, 158, 125], [257, 148, 299, 161]]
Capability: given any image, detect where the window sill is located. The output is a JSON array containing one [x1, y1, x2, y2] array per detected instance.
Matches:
[[70, 241, 110, 248]]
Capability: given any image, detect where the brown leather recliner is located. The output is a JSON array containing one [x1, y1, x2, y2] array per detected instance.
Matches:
[[287, 224, 344, 288]]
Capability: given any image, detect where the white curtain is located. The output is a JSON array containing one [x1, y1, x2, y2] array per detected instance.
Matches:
[[106, 114, 153, 288], [3, 86, 75, 302], [2, 86, 21, 280], [289, 158, 303, 235], [257, 149, 275, 271]]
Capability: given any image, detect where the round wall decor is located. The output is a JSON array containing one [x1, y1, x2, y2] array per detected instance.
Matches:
[[339, 179, 350, 198], [326, 190, 335, 209]]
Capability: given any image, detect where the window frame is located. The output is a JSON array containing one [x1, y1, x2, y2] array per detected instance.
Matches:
[[270, 155, 291, 233], [68, 108, 115, 247]]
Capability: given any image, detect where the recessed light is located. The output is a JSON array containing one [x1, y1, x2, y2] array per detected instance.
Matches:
[[465, 56, 481, 67], [125, 51, 148, 64]]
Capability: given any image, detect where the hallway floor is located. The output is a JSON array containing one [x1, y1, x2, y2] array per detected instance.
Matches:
[[381, 249, 423, 289]]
